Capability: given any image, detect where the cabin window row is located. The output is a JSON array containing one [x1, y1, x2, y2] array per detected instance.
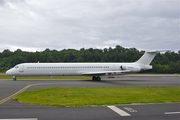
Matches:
[[27, 66, 109, 69]]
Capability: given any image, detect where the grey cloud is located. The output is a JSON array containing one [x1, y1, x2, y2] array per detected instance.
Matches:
[[0, 0, 5, 5], [0, 0, 26, 6], [0, 0, 179, 52]]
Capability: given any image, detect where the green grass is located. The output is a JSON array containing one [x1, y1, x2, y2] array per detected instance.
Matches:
[[0, 75, 93, 79], [14, 86, 180, 107]]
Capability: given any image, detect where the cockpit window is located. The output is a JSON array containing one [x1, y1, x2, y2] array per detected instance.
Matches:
[[15, 66, 19, 68]]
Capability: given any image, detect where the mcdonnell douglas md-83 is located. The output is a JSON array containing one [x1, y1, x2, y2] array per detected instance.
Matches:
[[6, 50, 166, 81]]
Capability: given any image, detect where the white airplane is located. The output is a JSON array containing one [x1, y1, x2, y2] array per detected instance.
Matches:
[[6, 50, 165, 81]]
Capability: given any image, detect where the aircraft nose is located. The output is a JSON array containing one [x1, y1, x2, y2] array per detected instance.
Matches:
[[6, 69, 12, 76]]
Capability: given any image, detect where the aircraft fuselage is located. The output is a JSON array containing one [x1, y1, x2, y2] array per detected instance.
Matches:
[[6, 63, 144, 77]]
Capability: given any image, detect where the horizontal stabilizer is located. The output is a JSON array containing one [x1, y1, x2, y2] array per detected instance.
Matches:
[[146, 50, 171, 53]]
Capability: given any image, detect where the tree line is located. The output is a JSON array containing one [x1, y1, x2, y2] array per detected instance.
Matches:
[[0, 45, 179, 73]]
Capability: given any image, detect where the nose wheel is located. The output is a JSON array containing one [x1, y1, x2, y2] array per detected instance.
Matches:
[[13, 76, 16, 81]]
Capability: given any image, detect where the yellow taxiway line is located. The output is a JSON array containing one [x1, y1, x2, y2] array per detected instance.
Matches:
[[0, 83, 61, 105]]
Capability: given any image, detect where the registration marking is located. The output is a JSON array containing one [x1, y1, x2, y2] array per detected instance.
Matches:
[[107, 106, 131, 116]]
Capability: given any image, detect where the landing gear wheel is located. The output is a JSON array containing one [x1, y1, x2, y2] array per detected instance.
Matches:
[[92, 76, 96, 81], [13, 76, 16, 81], [92, 76, 101, 81], [97, 76, 101, 81]]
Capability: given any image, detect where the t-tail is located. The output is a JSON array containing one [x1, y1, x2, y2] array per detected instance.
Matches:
[[135, 50, 168, 70]]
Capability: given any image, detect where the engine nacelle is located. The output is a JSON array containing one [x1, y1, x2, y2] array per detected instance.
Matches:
[[127, 66, 141, 72]]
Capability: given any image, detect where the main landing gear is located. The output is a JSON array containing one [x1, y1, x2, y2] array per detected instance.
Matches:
[[13, 76, 16, 81], [92, 76, 101, 81]]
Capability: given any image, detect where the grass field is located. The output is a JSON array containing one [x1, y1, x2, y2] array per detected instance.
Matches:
[[14, 86, 180, 107]]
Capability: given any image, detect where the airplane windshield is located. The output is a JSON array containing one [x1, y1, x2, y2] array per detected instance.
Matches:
[[15, 66, 19, 68]]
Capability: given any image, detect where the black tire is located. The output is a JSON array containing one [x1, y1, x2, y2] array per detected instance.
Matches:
[[97, 77, 101, 81], [92, 76, 96, 81]]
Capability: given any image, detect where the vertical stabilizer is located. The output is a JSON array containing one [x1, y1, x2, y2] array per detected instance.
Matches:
[[135, 51, 157, 65], [135, 50, 168, 65]]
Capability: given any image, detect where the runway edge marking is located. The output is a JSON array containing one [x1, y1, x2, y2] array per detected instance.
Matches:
[[0, 118, 38, 120], [107, 106, 131, 116], [165, 112, 180, 115], [0, 83, 60, 105]]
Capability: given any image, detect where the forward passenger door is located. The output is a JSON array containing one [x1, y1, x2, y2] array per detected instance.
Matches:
[[19, 65, 24, 72]]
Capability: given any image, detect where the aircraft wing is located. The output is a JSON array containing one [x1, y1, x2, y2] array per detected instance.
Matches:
[[81, 70, 130, 76]]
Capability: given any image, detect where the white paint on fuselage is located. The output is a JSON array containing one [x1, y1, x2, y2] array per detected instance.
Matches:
[[6, 62, 143, 77]]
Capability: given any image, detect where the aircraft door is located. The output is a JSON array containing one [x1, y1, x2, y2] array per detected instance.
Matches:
[[19, 65, 24, 72]]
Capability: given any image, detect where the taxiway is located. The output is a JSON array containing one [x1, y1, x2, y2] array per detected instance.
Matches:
[[0, 75, 179, 120]]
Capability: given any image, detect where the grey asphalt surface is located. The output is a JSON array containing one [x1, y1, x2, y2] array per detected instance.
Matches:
[[0, 75, 179, 120]]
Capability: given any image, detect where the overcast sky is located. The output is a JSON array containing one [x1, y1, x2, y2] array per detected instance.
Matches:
[[0, 0, 179, 52]]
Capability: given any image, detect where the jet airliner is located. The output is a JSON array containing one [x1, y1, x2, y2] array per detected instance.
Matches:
[[6, 50, 165, 81]]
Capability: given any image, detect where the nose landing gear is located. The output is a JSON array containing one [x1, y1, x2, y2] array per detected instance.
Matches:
[[13, 76, 16, 81]]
